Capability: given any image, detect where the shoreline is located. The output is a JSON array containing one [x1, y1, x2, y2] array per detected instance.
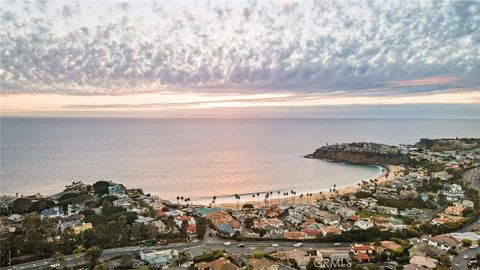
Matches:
[[218, 164, 402, 209]]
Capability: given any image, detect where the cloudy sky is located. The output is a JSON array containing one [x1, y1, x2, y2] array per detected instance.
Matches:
[[1, 0, 479, 118]]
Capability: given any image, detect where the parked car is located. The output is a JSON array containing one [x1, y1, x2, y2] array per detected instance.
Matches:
[[293, 242, 303, 247], [224, 242, 231, 246]]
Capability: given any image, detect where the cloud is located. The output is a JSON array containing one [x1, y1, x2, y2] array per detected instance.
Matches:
[[0, 0, 479, 98]]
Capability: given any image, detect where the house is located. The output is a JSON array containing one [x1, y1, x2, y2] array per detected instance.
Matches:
[[113, 197, 133, 208], [320, 226, 342, 236], [153, 220, 168, 233], [418, 193, 430, 202], [354, 219, 374, 230], [108, 184, 126, 196], [302, 229, 321, 239], [350, 244, 374, 254], [57, 219, 81, 232], [187, 224, 197, 234], [135, 216, 155, 224], [73, 222, 92, 234], [216, 223, 236, 237], [7, 214, 23, 222], [276, 250, 313, 269], [283, 231, 306, 240], [140, 249, 178, 267], [422, 234, 460, 251], [438, 184, 465, 201], [409, 256, 437, 269], [316, 211, 340, 226], [370, 216, 390, 229], [67, 204, 85, 216], [247, 258, 278, 270], [197, 258, 239, 270], [195, 207, 222, 216], [458, 200, 474, 208], [164, 209, 186, 217], [431, 171, 452, 181], [376, 205, 398, 215], [448, 232, 480, 242], [380, 241, 402, 252], [175, 215, 196, 227], [336, 208, 356, 218], [444, 205, 465, 216], [387, 218, 406, 231], [357, 197, 377, 209], [400, 208, 423, 217], [41, 207, 64, 220]]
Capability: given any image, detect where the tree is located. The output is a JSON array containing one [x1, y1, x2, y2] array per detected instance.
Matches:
[[244, 217, 254, 229], [51, 251, 64, 264], [196, 217, 208, 240], [73, 245, 86, 267], [85, 246, 102, 268], [93, 262, 109, 270], [93, 181, 111, 195], [180, 220, 188, 239], [13, 197, 32, 213], [462, 239, 473, 247]]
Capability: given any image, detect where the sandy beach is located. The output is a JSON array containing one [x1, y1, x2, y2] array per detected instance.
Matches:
[[219, 165, 403, 209]]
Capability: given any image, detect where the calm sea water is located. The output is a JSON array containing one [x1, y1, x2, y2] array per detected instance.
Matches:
[[1, 118, 479, 203]]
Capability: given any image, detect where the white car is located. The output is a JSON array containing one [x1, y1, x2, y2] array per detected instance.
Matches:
[[463, 255, 469, 259], [333, 243, 341, 246], [50, 263, 60, 268], [237, 243, 245, 247], [224, 242, 231, 246], [293, 242, 303, 247], [469, 245, 477, 249], [271, 243, 279, 247]]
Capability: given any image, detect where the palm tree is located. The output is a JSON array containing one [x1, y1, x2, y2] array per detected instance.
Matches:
[[73, 245, 86, 267], [256, 193, 260, 207], [176, 196, 180, 205], [252, 194, 256, 208], [212, 196, 217, 207], [299, 193, 304, 204], [234, 193, 239, 211], [51, 251, 64, 266]]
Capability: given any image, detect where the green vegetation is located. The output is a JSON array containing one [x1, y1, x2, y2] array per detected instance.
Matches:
[[93, 181, 111, 196], [193, 250, 224, 263]]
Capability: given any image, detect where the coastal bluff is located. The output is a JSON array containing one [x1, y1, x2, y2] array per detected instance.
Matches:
[[306, 142, 410, 166]]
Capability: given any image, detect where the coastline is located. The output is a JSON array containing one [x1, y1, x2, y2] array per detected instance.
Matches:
[[219, 164, 403, 209]]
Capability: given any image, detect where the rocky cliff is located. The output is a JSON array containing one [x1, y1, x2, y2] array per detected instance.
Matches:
[[306, 143, 410, 166]]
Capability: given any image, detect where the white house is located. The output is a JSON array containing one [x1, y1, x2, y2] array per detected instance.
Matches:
[[354, 220, 374, 230], [40, 207, 65, 220], [140, 249, 178, 266]]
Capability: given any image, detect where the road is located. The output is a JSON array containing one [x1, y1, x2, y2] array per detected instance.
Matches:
[[452, 166, 480, 270], [452, 246, 479, 270], [459, 166, 480, 233], [0, 240, 353, 270]]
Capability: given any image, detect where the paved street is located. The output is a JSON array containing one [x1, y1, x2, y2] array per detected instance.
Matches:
[[452, 246, 479, 270], [1, 240, 354, 270]]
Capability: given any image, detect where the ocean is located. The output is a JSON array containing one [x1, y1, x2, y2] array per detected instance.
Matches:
[[1, 118, 479, 204]]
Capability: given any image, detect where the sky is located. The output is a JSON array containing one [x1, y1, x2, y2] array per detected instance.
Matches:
[[0, 0, 479, 118]]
